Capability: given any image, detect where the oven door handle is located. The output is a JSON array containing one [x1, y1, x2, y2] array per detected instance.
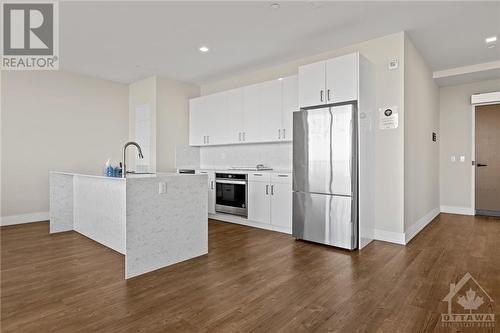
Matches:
[[215, 180, 247, 185]]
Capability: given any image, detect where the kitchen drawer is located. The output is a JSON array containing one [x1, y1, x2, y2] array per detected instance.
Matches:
[[248, 172, 271, 183], [271, 173, 292, 184]]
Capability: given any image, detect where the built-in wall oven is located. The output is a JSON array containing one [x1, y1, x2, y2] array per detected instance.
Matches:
[[215, 173, 248, 217]]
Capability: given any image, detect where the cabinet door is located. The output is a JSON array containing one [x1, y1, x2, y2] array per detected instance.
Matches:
[[259, 79, 283, 142], [298, 61, 326, 108], [242, 83, 262, 143], [270, 182, 292, 230], [189, 97, 207, 146], [224, 88, 244, 144], [281, 75, 298, 141], [326, 53, 358, 104], [196, 170, 216, 214], [248, 181, 271, 224], [205, 92, 224, 145]]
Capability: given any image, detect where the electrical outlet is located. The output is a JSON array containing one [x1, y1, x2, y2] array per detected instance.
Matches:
[[460, 155, 465, 162], [451, 156, 456, 162], [158, 182, 167, 194]]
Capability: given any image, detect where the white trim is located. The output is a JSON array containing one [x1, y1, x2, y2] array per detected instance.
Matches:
[[471, 105, 476, 213], [433, 61, 500, 80], [440, 205, 474, 216], [471, 91, 500, 105], [1, 211, 49, 226], [404, 208, 440, 244], [373, 229, 405, 245]]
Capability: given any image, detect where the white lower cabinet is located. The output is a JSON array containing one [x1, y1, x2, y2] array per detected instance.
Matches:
[[248, 181, 271, 224], [270, 182, 292, 229], [196, 170, 215, 214], [247, 173, 292, 231]]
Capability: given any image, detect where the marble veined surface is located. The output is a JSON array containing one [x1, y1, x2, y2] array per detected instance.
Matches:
[[50, 171, 208, 279]]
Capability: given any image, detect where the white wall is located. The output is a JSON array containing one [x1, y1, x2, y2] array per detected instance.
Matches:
[[439, 78, 500, 212], [157, 77, 199, 171], [201, 32, 405, 235], [129, 76, 157, 172], [1, 71, 128, 222], [403, 35, 440, 235]]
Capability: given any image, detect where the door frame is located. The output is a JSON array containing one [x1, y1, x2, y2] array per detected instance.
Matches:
[[470, 92, 500, 213]]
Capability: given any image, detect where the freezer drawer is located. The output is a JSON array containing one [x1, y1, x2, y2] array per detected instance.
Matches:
[[293, 191, 356, 249]]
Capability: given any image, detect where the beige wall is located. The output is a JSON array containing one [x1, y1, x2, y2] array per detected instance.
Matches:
[[403, 35, 440, 232], [439, 79, 500, 210], [128, 76, 157, 171], [1, 71, 128, 219], [156, 77, 199, 171], [201, 32, 406, 234]]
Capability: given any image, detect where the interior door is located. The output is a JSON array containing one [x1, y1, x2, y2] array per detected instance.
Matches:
[[298, 61, 326, 108], [325, 53, 358, 104], [248, 181, 271, 224], [475, 104, 500, 216]]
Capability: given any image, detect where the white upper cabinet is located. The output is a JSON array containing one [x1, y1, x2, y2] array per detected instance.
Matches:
[[298, 61, 326, 108], [298, 52, 359, 108], [281, 75, 298, 141], [189, 75, 298, 146], [259, 79, 283, 142], [326, 53, 358, 104], [242, 83, 262, 143]]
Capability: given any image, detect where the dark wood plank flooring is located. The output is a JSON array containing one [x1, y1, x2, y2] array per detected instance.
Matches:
[[1, 214, 499, 332]]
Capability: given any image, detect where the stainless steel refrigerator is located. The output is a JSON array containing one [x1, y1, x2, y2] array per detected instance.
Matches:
[[292, 104, 358, 250]]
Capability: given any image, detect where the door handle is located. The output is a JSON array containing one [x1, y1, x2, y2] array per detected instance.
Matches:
[[266, 185, 269, 195], [320, 90, 324, 102], [477, 163, 488, 167]]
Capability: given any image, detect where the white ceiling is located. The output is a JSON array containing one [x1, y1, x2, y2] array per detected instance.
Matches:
[[60, 1, 500, 85]]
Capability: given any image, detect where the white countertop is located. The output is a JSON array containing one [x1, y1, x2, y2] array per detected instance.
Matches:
[[51, 171, 202, 180], [194, 168, 292, 174]]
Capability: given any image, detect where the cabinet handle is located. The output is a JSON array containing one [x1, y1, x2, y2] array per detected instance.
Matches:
[[283, 128, 286, 139], [266, 185, 269, 195], [203, 136, 206, 144], [239, 132, 241, 141], [278, 129, 281, 140], [207, 136, 209, 144], [211, 180, 214, 190], [327, 89, 331, 101], [320, 90, 324, 102], [271, 185, 274, 195], [243, 132, 246, 141], [254, 173, 263, 176]]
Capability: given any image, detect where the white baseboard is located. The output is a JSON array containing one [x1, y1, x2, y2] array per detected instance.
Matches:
[[440, 205, 474, 216], [1, 211, 49, 226], [404, 207, 440, 244], [373, 229, 405, 245]]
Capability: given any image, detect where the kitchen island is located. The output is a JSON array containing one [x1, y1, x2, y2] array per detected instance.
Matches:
[[49, 171, 207, 278]]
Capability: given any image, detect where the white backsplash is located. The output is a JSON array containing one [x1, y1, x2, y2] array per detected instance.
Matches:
[[200, 142, 292, 170]]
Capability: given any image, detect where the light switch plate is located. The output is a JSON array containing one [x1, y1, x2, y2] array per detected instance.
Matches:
[[460, 155, 465, 162], [158, 182, 167, 194], [451, 156, 456, 162]]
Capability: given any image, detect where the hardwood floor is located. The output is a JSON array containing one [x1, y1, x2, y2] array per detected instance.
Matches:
[[1, 214, 499, 332]]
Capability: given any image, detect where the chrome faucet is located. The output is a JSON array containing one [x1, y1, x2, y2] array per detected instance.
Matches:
[[123, 141, 144, 178]]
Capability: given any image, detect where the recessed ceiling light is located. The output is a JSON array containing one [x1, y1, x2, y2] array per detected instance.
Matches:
[[485, 36, 497, 43], [199, 46, 209, 53], [270, 3, 280, 10]]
